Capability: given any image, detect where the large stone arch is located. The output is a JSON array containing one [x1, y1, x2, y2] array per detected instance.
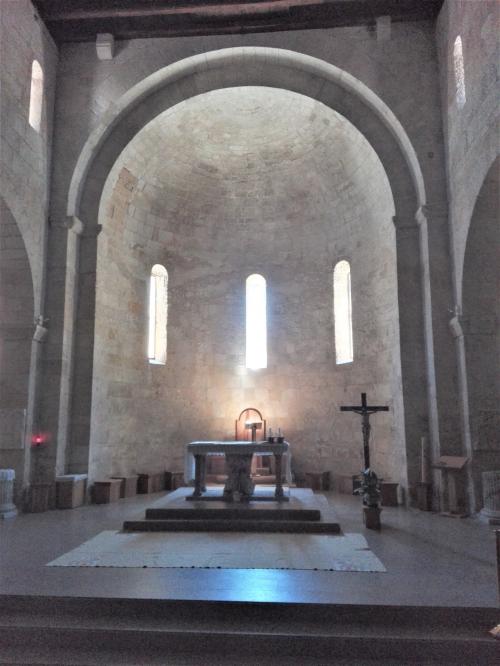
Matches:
[[62, 47, 436, 500], [462, 156, 500, 510]]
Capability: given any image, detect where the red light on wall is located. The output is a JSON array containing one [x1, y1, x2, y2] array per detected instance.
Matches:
[[31, 433, 44, 447]]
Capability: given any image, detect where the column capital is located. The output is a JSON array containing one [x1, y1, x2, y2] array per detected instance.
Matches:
[[449, 312, 464, 339], [33, 315, 49, 343], [415, 206, 429, 227], [65, 216, 85, 236]]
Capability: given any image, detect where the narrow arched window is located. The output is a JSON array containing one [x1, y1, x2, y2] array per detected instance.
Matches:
[[29, 60, 43, 131], [333, 260, 353, 364], [246, 274, 267, 369], [148, 264, 168, 365], [453, 36, 466, 109]]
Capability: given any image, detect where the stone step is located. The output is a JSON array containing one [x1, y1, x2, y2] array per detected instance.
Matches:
[[145, 507, 322, 521], [0, 596, 497, 665], [123, 518, 341, 533]]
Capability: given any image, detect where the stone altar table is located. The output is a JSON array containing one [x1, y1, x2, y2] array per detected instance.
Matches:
[[185, 441, 291, 501]]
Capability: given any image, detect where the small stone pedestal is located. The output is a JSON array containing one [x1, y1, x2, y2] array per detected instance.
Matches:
[[26, 483, 54, 513], [480, 471, 500, 525], [111, 475, 138, 498], [165, 471, 184, 491], [137, 473, 165, 494], [93, 479, 122, 504], [305, 471, 330, 491], [56, 474, 87, 509], [381, 482, 398, 506], [0, 469, 17, 519]]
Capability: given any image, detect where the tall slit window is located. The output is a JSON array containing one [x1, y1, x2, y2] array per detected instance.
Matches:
[[29, 60, 43, 132], [333, 260, 353, 364], [148, 264, 168, 365], [246, 274, 267, 369], [453, 36, 466, 109]]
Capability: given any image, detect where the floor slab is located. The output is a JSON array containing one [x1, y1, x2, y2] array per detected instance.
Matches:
[[0, 491, 497, 607]]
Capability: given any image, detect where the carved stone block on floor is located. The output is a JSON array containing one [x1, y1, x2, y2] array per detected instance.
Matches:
[[137, 473, 165, 494], [380, 482, 398, 506], [25, 482, 55, 513], [304, 471, 330, 491], [56, 474, 88, 509], [93, 479, 122, 504], [165, 471, 184, 491], [111, 475, 138, 498]]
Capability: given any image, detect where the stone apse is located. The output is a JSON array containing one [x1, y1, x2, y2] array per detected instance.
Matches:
[[44, 48, 452, 504]]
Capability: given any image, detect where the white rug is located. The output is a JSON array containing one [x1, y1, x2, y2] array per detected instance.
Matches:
[[47, 531, 386, 572]]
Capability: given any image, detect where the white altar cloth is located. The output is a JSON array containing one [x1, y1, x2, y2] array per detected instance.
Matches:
[[184, 441, 292, 484]]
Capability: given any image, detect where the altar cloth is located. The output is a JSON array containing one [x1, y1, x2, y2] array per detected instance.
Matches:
[[184, 441, 292, 485]]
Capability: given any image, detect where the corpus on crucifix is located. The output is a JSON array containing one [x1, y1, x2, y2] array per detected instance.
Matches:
[[340, 392, 389, 469]]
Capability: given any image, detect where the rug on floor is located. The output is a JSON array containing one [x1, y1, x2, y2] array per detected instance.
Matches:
[[47, 531, 386, 572]]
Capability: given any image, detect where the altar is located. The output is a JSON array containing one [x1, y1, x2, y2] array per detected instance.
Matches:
[[184, 441, 292, 502]]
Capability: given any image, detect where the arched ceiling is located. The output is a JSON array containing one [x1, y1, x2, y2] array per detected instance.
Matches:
[[105, 86, 394, 219]]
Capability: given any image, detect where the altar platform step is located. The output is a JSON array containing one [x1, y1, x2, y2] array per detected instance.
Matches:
[[1, 595, 497, 664], [123, 487, 341, 534], [145, 507, 321, 521], [123, 518, 341, 533]]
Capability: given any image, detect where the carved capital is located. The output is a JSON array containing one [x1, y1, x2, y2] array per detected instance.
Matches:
[[449, 313, 464, 339], [415, 206, 429, 227], [33, 325, 48, 343], [66, 216, 85, 236]]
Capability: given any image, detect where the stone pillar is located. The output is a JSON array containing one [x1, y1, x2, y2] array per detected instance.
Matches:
[[480, 471, 500, 525], [0, 469, 18, 519]]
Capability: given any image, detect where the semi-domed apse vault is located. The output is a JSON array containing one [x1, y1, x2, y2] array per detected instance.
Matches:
[[88, 86, 406, 490]]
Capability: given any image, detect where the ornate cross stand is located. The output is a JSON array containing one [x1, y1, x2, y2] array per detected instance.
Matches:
[[340, 392, 389, 470]]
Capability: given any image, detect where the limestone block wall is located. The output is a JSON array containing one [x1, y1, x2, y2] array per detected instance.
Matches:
[[0, 198, 32, 495], [436, 0, 499, 300], [89, 88, 405, 490], [0, 1, 57, 498], [436, 0, 499, 509], [0, 0, 58, 313]]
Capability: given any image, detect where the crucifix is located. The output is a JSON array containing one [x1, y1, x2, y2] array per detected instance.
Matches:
[[341, 393, 389, 469]]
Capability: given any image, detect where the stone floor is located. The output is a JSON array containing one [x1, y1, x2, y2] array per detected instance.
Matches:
[[0, 490, 497, 608]]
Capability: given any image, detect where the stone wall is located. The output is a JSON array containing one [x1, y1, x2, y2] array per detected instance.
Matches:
[[436, 0, 498, 300], [90, 88, 404, 488], [436, 0, 499, 510], [0, 1, 57, 498], [0, 0, 57, 313]]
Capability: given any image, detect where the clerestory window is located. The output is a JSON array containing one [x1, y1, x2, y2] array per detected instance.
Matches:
[[333, 260, 353, 364], [246, 273, 267, 369], [29, 60, 43, 132], [148, 264, 168, 365], [453, 36, 466, 109]]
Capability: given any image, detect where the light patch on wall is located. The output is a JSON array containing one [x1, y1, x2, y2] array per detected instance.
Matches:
[[29, 60, 43, 132], [148, 264, 168, 365], [334, 260, 353, 364], [453, 36, 466, 109], [246, 273, 267, 370]]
